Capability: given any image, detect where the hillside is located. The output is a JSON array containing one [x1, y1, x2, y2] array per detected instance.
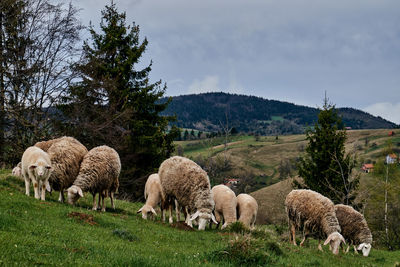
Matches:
[[1, 171, 400, 266], [162, 92, 398, 135]]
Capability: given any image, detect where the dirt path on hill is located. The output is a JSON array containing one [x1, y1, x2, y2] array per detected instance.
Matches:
[[212, 141, 244, 149]]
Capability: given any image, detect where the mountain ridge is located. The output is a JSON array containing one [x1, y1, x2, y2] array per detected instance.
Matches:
[[161, 92, 397, 134]]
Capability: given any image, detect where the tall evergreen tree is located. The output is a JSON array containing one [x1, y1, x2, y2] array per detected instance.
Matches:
[[60, 2, 178, 200], [297, 97, 359, 204]]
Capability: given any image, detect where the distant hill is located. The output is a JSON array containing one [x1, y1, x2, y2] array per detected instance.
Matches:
[[161, 92, 398, 135]]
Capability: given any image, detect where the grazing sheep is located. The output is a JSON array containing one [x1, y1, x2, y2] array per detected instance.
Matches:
[[21, 146, 52, 200], [138, 174, 163, 220], [67, 145, 121, 212], [335, 204, 372, 256], [35, 136, 88, 203], [285, 189, 346, 255], [236, 193, 258, 229], [158, 156, 217, 230], [12, 162, 22, 177], [212, 184, 237, 229]]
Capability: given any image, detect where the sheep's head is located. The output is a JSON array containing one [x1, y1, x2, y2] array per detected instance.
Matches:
[[29, 160, 52, 179], [67, 185, 83, 205], [357, 243, 371, 257], [137, 205, 157, 219], [12, 166, 22, 177], [324, 232, 346, 255], [190, 209, 217, 230]]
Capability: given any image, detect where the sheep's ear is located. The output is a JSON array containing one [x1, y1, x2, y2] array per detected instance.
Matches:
[[357, 244, 364, 250], [45, 181, 51, 192], [151, 208, 157, 215], [340, 235, 346, 245], [137, 207, 143, 213], [77, 187, 84, 198], [190, 211, 200, 221], [323, 235, 332, 246], [211, 213, 218, 224], [29, 164, 37, 170]]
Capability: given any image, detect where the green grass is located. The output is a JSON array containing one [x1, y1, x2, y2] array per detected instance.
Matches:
[[1, 171, 400, 266]]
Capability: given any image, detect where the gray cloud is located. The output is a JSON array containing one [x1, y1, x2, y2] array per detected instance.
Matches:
[[72, 0, 400, 123]]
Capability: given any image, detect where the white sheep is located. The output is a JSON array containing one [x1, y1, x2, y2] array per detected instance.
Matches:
[[34, 136, 88, 203], [285, 189, 346, 255], [237, 193, 258, 229], [12, 162, 22, 177], [67, 145, 120, 212], [158, 156, 217, 230], [21, 146, 52, 200], [335, 204, 372, 256], [211, 184, 237, 229], [138, 174, 163, 220]]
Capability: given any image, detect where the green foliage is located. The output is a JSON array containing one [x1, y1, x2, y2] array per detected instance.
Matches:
[[112, 229, 139, 242], [59, 2, 178, 200], [297, 99, 359, 205]]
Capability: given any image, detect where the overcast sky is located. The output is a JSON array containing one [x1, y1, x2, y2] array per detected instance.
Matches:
[[71, 0, 400, 124]]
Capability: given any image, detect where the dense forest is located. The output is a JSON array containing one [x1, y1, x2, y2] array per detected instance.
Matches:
[[161, 92, 398, 135]]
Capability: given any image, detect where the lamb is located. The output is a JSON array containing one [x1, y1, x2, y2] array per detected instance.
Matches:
[[21, 146, 52, 200], [138, 174, 163, 220], [34, 136, 88, 203], [334, 204, 372, 256], [67, 145, 121, 212], [158, 156, 217, 230], [211, 184, 237, 229], [236, 193, 258, 229], [12, 162, 22, 177], [285, 189, 346, 255]]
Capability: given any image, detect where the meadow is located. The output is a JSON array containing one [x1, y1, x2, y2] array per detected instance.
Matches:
[[1, 170, 400, 266]]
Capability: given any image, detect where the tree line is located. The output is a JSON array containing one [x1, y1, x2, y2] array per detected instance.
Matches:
[[0, 0, 178, 200]]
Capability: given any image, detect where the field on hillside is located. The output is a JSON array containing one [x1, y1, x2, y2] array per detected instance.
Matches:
[[1, 171, 400, 266], [176, 129, 400, 192]]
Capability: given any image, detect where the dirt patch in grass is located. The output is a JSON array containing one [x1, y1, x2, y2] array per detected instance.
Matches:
[[67, 212, 97, 226], [170, 222, 195, 231]]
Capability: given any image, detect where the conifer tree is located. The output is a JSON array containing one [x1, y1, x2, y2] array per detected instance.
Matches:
[[297, 97, 359, 204], [61, 2, 178, 199]]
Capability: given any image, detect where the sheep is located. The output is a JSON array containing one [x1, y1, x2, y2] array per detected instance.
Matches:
[[236, 193, 258, 229], [158, 156, 217, 230], [21, 146, 52, 200], [334, 204, 372, 256], [211, 184, 237, 229], [138, 174, 163, 220], [67, 145, 121, 212], [12, 162, 22, 177], [285, 189, 346, 255], [34, 136, 88, 203]]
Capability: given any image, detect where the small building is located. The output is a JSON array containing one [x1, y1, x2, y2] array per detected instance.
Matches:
[[362, 163, 374, 173], [345, 127, 352, 130], [388, 131, 395, 136], [385, 154, 398, 164]]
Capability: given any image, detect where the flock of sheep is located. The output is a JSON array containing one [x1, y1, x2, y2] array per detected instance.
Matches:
[[12, 137, 373, 257]]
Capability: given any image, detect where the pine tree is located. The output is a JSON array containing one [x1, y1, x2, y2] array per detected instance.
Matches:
[[297, 97, 359, 204], [60, 2, 178, 199]]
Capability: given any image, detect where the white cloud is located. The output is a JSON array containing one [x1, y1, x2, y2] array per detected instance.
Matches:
[[188, 75, 220, 94], [363, 102, 400, 125]]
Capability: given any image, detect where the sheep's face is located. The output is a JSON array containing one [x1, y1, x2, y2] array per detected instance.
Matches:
[[12, 166, 22, 177], [29, 161, 52, 179], [67, 185, 83, 205], [324, 232, 346, 255], [190, 210, 218, 230], [137, 205, 156, 220], [357, 243, 371, 257]]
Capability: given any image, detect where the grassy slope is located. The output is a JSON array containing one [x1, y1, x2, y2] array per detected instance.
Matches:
[[1, 171, 400, 266]]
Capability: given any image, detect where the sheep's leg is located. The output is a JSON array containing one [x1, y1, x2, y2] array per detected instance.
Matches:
[[40, 181, 46, 200], [290, 223, 297, 246], [92, 193, 98, 211], [31, 176, 40, 199], [24, 176, 30, 196], [110, 192, 115, 210], [168, 204, 173, 224], [300, 231, 308, 247], [353, 245, 358, 254], [101, 193, 106, 212], [58, 190, 65, 203], [318, 240, 323, 251], [214, 211, 221, 229], [175, 200, 180, 222], [162, 209, 166, 222], [345, 245, 350, 253]]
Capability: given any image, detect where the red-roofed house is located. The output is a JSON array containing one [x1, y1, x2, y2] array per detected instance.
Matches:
[[362, 164, 374, 173]]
